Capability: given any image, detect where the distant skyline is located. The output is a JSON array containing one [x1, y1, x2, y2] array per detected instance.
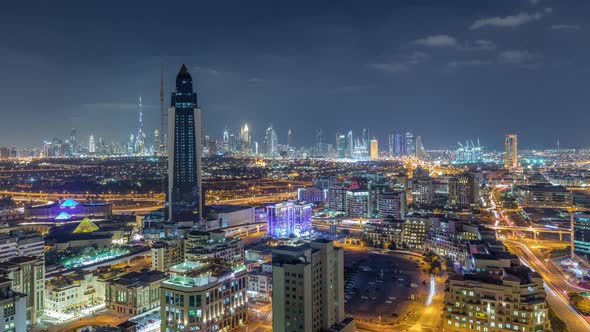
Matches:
[[1, 0, 589, 149]]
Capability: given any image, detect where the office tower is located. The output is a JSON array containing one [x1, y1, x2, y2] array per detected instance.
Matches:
[[415, 135, 425, 160], [0, 278, 27, 332], [135, 96, 145, 155], [412, 167, 434, 205], [388, 134, 394, 157], [223, 127, 229, 144], [160, 261, 248, 332], [240, 123, 251, 152], [448, 173, 479, 208], [168, 64, 203, 223], [346, 189, 370, 218], [370, 138, 378, 160], [347, 131, 353, 158], [287, 128, 292, 147], [328, 186, 347, 212], [0, 257, 44, 325], [88, 134, 95, 153], [505, 134, 518, 168], [316, 128, 327, 156], [336, 133, 347, 158], [362, 128, 369, 145], [70, 128, 77, 155], [272, 239, 355, 332], [264, 125, 278, 157], [394, 133, 404, 156], [377, 190, 406, 220], [154, 129, 160, 156], [267, 200, 312, 238], [405, 132, 415, 156]]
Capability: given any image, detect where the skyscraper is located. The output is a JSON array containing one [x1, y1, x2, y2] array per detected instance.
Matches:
[[336, 133, 347, 158], [415, 135, 425, 160], [405, 132, 415, 156], [394, 133, 404, 156], [347, 131, 353, 158], [153, 129, 160, 156], [388, 134, 394, 157], [505, 134, 518, 168], [370, 138, 378, 160], [168, 64, 202, 223], [264, 125, 278, 157], [135, 96, 145, 155], [287, 128, 292, 147], [70, 128, 77, 155], [88, 134, 95, 154]]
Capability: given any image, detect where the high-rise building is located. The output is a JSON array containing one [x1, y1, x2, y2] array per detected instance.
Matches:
[[505, 134, 518, 168], [88, 134, 95, 154], [394, 133, 404, 156], [415, 135, 425, 160], [346, 189, 370, 218], [412, 168, 434, 205], [0, 257, 44, 325], [271, 239, 355, 332], [168, 64, 203, 223], [405, 132, 415, 156], [328, 186, 347, 213], [347, 131, 353, 158], [70, 128, 77, 155], [316, 128, 327, 156], [160, 261, 248, 332], [154, 129, 160, 156], [370, 138, 378, 160], [184, 230, 244, 264], [105, 270, 166, 315], [377, 190, 406, 220], [267, 200, 312, 238], [336, 133, 347, 158], [287, 129, 292, 147], [264, 125, 278, 157], [135, 96, 145, 155], [448, 174, 479, 208], [0, 278, 27, 332], [362, 128, 369, 145], [388, 134, 394, 157]]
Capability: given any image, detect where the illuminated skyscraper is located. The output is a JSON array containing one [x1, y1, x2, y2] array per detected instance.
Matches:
[[388, 134, 394, 156], [153, 129, 160, 156], [347, 131, 353, 158], [287, 128, 292, 147], [405, 132, 415, 156], [415, 135, 425, 160], [264, 125, 278, 157], [370, 138, 378, 160], [70, 128, 77, 155], [336, 133, 347, 158], [505, 134, 518, 168], [394, 133, 404, 156], [88, 134, 95, 153], [168, 64, 202, 223], [134, 96, 145, 155]]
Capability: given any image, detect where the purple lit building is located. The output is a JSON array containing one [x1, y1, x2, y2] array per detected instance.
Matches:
[[24, 198, 112, 220], [266, 200, 312, 238]]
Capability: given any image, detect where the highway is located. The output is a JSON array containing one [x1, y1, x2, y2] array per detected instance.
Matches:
[[505, 240, 590, 331]]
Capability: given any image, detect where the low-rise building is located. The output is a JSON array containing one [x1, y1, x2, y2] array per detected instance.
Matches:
[[151, 238, 184, 272], [445, 261, 550, 332], [184, 230, 244, 264], [512, 183, 573, 208], [247, 267, 272, 301], [160, 261, 248, 332], [105, 271, 167, 315], [0, 232, 44, 263], [45, 271, 105, 321]]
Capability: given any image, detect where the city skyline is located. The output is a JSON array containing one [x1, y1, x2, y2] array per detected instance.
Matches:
[[2, 1, 590, 149]]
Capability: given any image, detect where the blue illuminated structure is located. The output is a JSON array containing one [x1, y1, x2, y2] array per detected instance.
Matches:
[[60, 198, 79, 208], [267, 200, 312, 238], [55, 212, 72, 220]]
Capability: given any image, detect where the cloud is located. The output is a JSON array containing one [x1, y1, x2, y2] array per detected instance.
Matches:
[[529, 0, 541, 5], [248, 77, 265, 83], [368, 63, 409, 73], [498, 50, 534, 64], [469, 11, 548, 30], [448, 59, 491, 68], [369, 51, 430, 74], [412, 35, 458, 47], [465, 40, 497, 51], [191, 65, 220, 75], [550, 24, 581, 30]]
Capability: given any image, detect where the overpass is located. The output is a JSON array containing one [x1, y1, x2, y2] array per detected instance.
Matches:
[[486, 225, 571, 241]]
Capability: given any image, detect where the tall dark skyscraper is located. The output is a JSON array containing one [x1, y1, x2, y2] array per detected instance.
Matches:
[[167, 64, 202, 223]]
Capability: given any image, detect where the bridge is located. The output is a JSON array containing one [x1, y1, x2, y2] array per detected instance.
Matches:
[[486, 225, 571, 241]]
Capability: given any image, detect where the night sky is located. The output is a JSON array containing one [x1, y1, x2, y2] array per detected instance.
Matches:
[[1, 0, 589, 150]]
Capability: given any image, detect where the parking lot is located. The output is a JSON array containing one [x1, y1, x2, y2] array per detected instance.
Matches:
[[344, 250, 428, 324]]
